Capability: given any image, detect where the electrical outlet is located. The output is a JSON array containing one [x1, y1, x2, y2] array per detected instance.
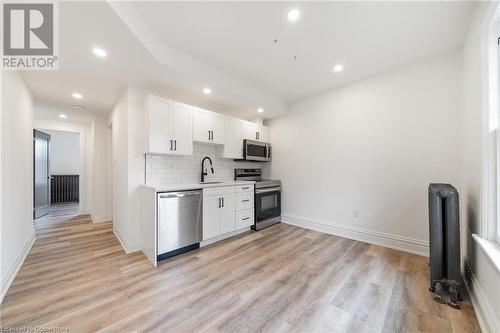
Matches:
[[353, 209, 359, 218]]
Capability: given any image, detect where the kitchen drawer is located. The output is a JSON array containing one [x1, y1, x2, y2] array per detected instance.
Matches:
[[203, 186, 235, 197], [236, 209, 254, 229], [236, 184, 254, 193], [236, 191, 254, 211]]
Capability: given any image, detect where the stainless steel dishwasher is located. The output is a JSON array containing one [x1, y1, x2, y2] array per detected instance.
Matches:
[[157, 189, 203, 260]]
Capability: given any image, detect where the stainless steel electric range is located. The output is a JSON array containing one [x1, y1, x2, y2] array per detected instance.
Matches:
[[235, 168, 281, 230]]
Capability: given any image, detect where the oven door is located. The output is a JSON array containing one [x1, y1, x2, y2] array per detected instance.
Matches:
[[255, 186, 281, 222], [244, 139, 271, 162]]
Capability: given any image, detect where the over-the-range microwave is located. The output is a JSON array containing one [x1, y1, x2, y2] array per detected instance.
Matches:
[[241, 139, 272, 162]]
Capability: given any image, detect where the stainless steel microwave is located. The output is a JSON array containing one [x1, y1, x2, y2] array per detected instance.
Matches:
[[243, 139, 271, 162]]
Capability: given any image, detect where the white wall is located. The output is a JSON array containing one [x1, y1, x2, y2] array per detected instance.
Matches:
[[110, 85, 145, 253], [265, 51, 463, 255], [90, 115, 111, 222], [0, 71, 35, 302], [43, 130, 80, 175], [461, 2, 500, 331]]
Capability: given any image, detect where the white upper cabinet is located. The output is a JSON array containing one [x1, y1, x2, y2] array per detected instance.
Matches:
[[223, 117, 244, 159], [243, 121, 268, 142], [193, 107, 225, 145], [259, 125, 269, 142], [171, 102, 193, 155], [145, 94, 269, 157], [145, 95, 193, 155], [145, 95, 172, 154]]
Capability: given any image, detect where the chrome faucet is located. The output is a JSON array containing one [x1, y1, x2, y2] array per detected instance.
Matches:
[[201, 157, 214, 183]]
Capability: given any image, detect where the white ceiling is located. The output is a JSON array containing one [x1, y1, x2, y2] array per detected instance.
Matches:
[[131, 1, 476, 102], [21, 1, 476, 119]]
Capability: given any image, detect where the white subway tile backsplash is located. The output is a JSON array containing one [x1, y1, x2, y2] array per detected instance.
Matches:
[[145, 143, 259, 184]]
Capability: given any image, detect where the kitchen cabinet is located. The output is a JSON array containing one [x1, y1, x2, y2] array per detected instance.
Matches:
[[193, 107, 225, 145], [219, 194, 235, 234], [244, 121, 268, 142], [171, 102, 193, 155], [223, 117, 244, 159], [145, 95, 193, 155], [202, 195, 221, 240], [202, 186, 237, 241]]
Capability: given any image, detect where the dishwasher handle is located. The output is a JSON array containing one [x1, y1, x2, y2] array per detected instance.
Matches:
[[159, 190, 202, 199]]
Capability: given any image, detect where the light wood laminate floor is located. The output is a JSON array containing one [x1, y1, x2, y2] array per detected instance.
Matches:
[[1, 214, 479, 332]]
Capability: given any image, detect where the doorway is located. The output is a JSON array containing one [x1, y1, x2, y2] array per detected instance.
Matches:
[[33, 130, 51, 218], [33, 129, 81, 219]]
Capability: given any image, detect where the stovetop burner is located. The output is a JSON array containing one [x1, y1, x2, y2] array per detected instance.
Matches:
[[234, 168, 281, 189]]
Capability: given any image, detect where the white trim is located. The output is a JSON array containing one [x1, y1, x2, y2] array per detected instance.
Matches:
[[200, 227, 251, 247], [90, 213, 110, 224], [467, 270, 500, 333], [479, 1, 500, 240], [281, 214, 429, 257], [473, 234, 500, 273], [113, 225, 140, 254], [0, 231, 36, 303]]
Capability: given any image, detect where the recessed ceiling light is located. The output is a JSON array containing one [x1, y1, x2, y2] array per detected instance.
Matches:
[[257, 108, 264, 113], [288, 9, 300, 21], [72, 92, 82, 99], [203, 87, 212, 95], [72, 105, 84, 111], [92, 47, 107, 58], [333, 64, 344, 72], [59, 114, 67, 119]]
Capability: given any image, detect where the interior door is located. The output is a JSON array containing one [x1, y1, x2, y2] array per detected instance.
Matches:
[[34, 129, 51, 219]]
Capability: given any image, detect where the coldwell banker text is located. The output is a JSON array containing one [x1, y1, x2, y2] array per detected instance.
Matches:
[[2, 2, 59, 70]]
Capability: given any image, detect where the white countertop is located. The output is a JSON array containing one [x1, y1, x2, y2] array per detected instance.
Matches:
[[142, 180, 255, 192]]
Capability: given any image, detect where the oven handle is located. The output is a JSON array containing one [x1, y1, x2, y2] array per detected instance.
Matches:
[[255, 186, 281, 194]]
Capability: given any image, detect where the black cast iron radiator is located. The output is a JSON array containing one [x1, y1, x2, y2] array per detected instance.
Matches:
[[428, 183, 463, 308], [51, 175, 79, 204]]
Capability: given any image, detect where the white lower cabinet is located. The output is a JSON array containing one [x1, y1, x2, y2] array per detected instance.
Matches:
[[220, 194, 235, 234], [202, 184, 254, 241], [203, 195, 222, 240], [203, 187, 236, 240], [236, 209, 254, 229]]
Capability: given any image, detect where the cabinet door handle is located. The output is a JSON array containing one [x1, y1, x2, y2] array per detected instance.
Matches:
[[222, 197, 224, 207], [242, 187, 250, 190], [242, 217, 250, 220], [174, 140, 177, 151], [218, 198, 221, 208], [208, 130, 211, 140], [255, 132, 258, 140], [242, 199, 250, 202], [211, 131, 214, 140], [170, 139, 173, 150]]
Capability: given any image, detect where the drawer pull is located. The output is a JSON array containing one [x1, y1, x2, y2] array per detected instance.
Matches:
[[242, 217, 250, 220], [242, 199, 250, 202], [241, 187, 250, 190]]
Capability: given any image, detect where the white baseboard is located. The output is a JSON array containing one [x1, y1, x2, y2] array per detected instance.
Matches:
[[201, 227, 251, 247], [282, 214, 429, 257], [90, 213, 111, 223], [467, 271, 500, 333], [113, 225, 140, 254], [0, 231, 36, 303]]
